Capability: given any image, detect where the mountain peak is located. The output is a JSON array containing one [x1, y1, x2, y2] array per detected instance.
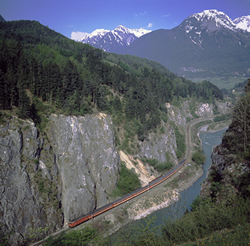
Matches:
[[234, 15, 250, 32], [0, 15, 6, 22], [114, 25, 128, 30], [112, 25, 151, 37], [78, 25, 151, 52], [189, 9, 236, 31], [78, 28, 109, 43]]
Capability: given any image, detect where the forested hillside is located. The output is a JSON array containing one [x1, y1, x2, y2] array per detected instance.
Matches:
[[0, 20, 223, 144]]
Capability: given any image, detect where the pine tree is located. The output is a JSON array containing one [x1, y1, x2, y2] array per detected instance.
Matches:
[[0, 69, 9, 109], [18, 88, 31, 119]]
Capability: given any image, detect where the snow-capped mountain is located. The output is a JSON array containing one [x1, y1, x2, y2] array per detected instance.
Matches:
[[122, 9, 250, 85], [172, 9, 250, 48], [234, 15, 250, 32], [79, 29, 110, 44], [181, 9, 250, 36], [187, 9, 236, 32], [78, 25, 151, 52]]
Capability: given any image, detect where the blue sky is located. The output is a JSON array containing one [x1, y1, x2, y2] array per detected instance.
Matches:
[[1, 0, 250, 40]]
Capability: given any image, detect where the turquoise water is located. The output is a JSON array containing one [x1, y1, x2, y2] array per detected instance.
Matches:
[[147, 128, 227, 227]]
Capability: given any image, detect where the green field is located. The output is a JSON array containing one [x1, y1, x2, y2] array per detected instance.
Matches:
[[190, 76, 248, 89]]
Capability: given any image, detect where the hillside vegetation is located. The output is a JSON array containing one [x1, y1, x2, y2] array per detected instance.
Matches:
[[69, 81, 250, 246], [0, 20, 222, 142]]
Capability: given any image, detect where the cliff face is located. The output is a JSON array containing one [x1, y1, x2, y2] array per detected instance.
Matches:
[[0, 113, 119, 244], [46, 114, 119, 224], [201, 142, 250, 201], [0, 117, 63, 245], [138, 121, 178, 164]]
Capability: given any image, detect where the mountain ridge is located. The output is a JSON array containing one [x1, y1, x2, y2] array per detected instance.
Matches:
[[78, 25, 151, 52], [118, 9, 250, 88], [75, 10, 250, 51], [73, 10, 250, 88]]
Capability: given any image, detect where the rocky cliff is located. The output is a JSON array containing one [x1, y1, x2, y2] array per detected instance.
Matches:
[[201, 134, 250, 201], [0, 113, 119, 245], [46, 114, 119, 224], [0, 117, 63, 245]]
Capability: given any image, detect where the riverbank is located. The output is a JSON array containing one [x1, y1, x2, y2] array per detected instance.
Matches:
[[199, 120, 230, 133], [129, 120, 230, 221]]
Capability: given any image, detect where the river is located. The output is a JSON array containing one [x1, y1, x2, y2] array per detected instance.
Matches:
[[111, 127, 227, 243], [148, 127, 227, 227]]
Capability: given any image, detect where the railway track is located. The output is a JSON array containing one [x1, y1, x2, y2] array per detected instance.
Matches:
[[68, 159, 186, 227], [31, 116, 215, 245]]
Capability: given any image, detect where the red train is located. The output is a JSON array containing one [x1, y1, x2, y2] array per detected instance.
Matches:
[[68, 159, 186, 227]]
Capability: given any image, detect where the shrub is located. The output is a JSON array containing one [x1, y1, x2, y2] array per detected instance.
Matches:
[[141, 157, 172, 172], [44, 226, 97, 246], [173, 125, 186, 159], [111, 163, 141, 197], [192, 150, 206, 164], [161, 197, 250, 245]]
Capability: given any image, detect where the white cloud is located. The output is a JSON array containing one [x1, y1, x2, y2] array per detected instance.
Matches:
[[134, 11, 147, 18], [162, 14, 170, 18], [147, 23, 153, 28], [71, 31, 89, 41]]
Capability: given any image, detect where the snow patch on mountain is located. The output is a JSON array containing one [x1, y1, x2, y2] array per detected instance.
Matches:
[[190, 9, 236, 31], [78, 29, 110, 43], [234, 15, 250, 32], [75, 25, 151, 52]]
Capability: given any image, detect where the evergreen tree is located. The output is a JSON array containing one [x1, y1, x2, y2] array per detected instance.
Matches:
[[18, 88, 31, 119], [0, 69, 9, 109]]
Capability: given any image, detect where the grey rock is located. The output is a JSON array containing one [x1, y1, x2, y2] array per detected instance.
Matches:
[[47, 114, 119, 224], [139, 122, 178, 165], [0, 118, 63, 245]]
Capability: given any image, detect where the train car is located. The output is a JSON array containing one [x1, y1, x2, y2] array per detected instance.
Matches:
[[68, 159, 186, 227]]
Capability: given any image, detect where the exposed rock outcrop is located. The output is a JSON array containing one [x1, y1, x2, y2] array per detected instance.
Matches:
[[0, 117, 63, 245], [195, 103, 213, 117], [201, 145, 250, 201], [0, 113, 119, 244], [138, 121, 178, 165], [119, 150, 155, 186], [46, 114, 119, 225], [167, 100, 193, 128]]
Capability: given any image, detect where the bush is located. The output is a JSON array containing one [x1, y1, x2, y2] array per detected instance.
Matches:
[[192, 150, 206, 164], [161, 197, 250, 245], [111, 163, 141, 197], [38, 181, 45, 193], [214, 113, 231, 122], [173, 125, 186, 159], [44, 226, 97, 246], [141, 157, 173, 172]]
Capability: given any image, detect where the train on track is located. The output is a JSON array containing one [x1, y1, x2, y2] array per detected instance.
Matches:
[[68, 159, 186, 228]]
